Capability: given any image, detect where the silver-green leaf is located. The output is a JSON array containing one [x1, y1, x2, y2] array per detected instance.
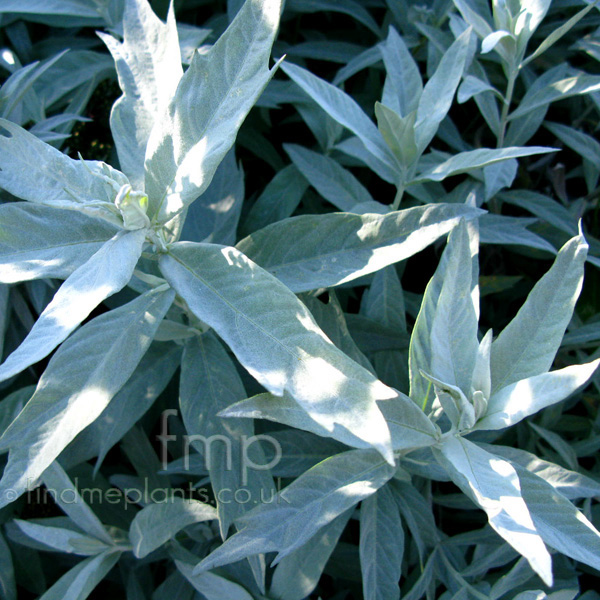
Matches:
[[490, 233, 588, 393], [0, 229, 145, 382], [435, 436, 553, 586], [194, 448, 396, 573], [359, 484, 403, 600], [145, 0, 282, 223], [130, 497, 217, 558], [98, 0, 182, 189], [0, 286, 174, 507], [476, 359, 600, 431], [237, 204, 484, 293], [159, 243, 395, 462], [0, 203, 119, 283]]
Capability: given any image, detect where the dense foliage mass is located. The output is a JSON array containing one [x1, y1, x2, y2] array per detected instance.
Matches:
[[0, 0, 600, 598]]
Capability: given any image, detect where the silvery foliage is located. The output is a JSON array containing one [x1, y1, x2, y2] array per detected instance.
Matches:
[[0, 0, 599, 598]]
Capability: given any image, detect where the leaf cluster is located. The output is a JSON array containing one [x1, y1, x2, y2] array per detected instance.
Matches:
[[0, 0, 600, 599]]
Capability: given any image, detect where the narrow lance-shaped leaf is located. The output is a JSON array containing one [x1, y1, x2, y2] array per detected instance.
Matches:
[[0, 229, 146, 383], [487, 558, 541, 600], [411, 146, 557, 184], [220, 390, 438, 452], [401, 551, 438, 600], [90, 343, 180, 474], [429, 220, 479, 396], [375, 103, 419, 171], [180, 149, 245, 246], [360, 484, 403, 600], [476, 359, 600, 431], [41, 462, 113, 544], [389, 480, 439, 563], [260, 429, 346, 478], [180, 333, 275, 538], [284, 143, 375, 212], [0, 203, 119, 283], [452, 0, 494, 40], [0, 119, 126, 215], [269, 510, 352, 600], [523, 1, 598, 67], [514, 0, 552, 47], [466, 204, 480, 322], [302, 291, 373, 373], [379, 26, 422, 117], [145, 0, 282, 223], [28, 50, 113, 113], [0, 388, 31, 440], [481, 443, 600, 501], [220, 391, 334, 441], [130, 497, 217, 558], [545, 121, 600, 169], [283, 41, 363, 64], [510, 459, 600, 572], [176, 559, 255, 600], [414, 28, 471, 153], [11, 520, 110, 556], [363, 266, 406, 333], [434, 436, 553, 586], [409, 215, 480, 408], [472, 329, 492, 400], [241, 164, 308, 235], [0, 0, 99, 17], [562, 320, 600, 348], [194, 448, 396, 574], [0, 51, 68, 126], [478, 214, 557, 254], [335, 135, 398, 183], [57, 342, 181, 472], [293, 97, 344, 152], [37, 550, 121, 600], [458, 75, 502, 104], [159, 243, 395, 463], [237, 203, 484, 293], [0, 286, 175, 507], [508, 74, 600, 121], [529, 422, 578, 472], [490, 233, 588, 393], [362, 266, 410, 391], [409, 258, 448, 407], [280, 61, 398, 174], [484, 159, 518, 200], [98, 0, 182, 188]]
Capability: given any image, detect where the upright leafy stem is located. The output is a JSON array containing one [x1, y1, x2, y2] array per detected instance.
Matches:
[[457, 0, 599, 148]]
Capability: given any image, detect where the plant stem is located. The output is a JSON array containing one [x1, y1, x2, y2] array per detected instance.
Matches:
[[391, 184, 405, 211], [497, 66, 518, 148]]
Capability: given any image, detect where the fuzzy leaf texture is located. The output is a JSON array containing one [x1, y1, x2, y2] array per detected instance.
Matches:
[[0, 229, 146, 382], [194, 448, 396, 573], [145, 0, 282, 223], [98, 0, 183, 189], [0, 286, 174, 507], [159, 243, 397, 463], [435, 436, 553, 586]]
